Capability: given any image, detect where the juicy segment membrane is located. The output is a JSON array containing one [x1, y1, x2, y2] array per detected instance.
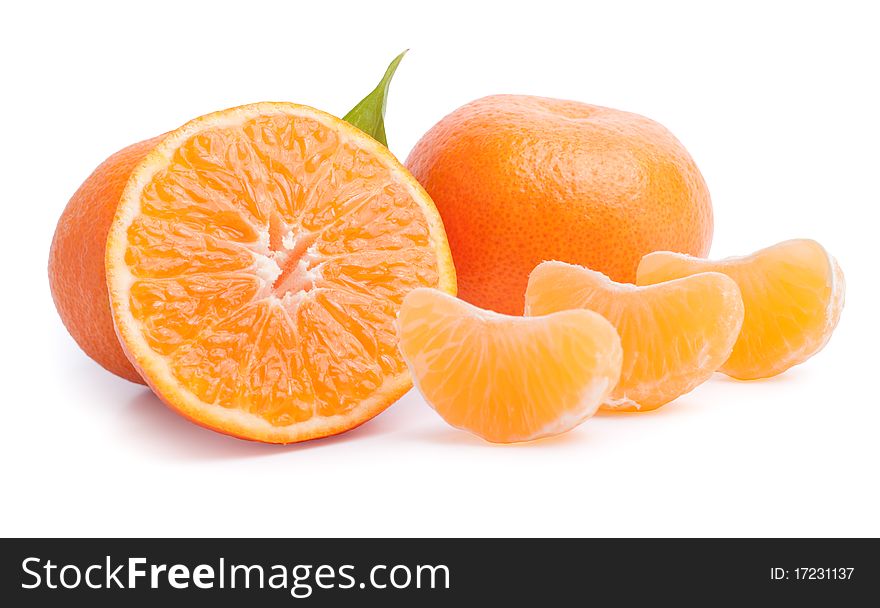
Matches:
[[525, 262, 744, 411], [397, 288, 623, 443], [108, 103, 454, 441], [636, 239, 845, 380]]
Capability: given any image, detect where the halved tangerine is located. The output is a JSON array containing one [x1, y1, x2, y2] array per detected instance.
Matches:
[[636, 239, 845, 379], [397, 288, 623, 443], [106, 102, 455, 443], [525, 262, 744, 411]]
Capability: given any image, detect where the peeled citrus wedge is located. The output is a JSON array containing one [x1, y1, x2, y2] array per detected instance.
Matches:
[[106, 102, 455, 443], [636, 239, 845, 380], [397, 288, 623, 443], [525, 262, 744, 411]]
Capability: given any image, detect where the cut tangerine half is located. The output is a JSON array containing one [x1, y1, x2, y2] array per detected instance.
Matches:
[[525, 262, 743, 411], [397, 288, 622, 443], [636, 239, 845, 380], [106, 103, 455, 443]]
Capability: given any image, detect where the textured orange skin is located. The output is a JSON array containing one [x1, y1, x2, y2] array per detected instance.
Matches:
[[49, 137, 163, 384], [406, 95, 713, 314]]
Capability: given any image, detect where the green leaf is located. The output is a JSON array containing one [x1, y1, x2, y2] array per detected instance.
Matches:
[[343, 50, 408, 147]]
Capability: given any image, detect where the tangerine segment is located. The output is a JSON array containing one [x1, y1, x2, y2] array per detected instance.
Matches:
[[397, 288, 623, 443], [106, 103, 455, 443], [636, 239, 845, 380], [525, 262, 743, 412]]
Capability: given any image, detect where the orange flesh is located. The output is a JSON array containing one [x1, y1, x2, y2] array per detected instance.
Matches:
[[636, 239, 845, 379], [111, 105, 454, 439], [525, 262, 744, 411], [397, 288, 622, 443]]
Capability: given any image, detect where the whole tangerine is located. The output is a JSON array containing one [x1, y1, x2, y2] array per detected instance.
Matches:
[[406, 94, 713, 314]]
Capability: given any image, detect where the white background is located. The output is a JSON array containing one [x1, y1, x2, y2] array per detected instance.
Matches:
[[2, 0, 878, 537]]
